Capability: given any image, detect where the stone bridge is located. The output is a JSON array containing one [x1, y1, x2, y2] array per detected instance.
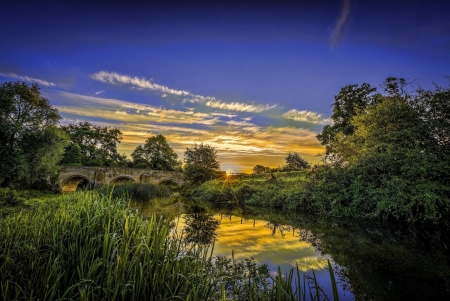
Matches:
[[58, 166, 185, 193]]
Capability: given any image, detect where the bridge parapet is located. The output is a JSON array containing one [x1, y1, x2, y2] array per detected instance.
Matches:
[[58, 166, 184, 193]]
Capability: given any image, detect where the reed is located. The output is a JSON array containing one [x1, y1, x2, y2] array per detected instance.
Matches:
[[97, 183, 172, 202], [0, 191, 339, 300]]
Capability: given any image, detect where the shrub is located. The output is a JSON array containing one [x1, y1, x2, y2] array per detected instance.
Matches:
[[0, 188, 23, 207]]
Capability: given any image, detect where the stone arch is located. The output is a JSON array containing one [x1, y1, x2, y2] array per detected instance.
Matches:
[[110, 175, 136, 185], [61, 175, 92, 193]]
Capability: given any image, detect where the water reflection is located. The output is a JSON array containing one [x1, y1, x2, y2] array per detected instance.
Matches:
[[183, 209, 220, 245], [177, 213, 329, 274], [133, 200, 450, 300], [264, 221, 293, 238]]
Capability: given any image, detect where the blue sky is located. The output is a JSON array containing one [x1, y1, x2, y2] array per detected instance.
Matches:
[[1, 0, 449, 172]]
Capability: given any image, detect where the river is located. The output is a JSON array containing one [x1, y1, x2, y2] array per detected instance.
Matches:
[[132, 200, 450, 301]]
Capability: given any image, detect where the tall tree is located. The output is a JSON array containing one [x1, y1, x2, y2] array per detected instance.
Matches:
[[0, 81, 68, 187], [61, 122, 124, 166], [316, 83, 378, 162], [183, 143, 220, 184], [131, 134, 180, 170]]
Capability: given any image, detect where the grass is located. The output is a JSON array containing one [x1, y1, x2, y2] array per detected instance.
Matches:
[[97, 182, 172, 202], [0, 188, 57, 217], [0, 189, 339, 300], [187, 170, 310, 211]]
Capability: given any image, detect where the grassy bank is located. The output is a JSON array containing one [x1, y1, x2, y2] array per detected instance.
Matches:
[[0, 189, 338, 300], [0, 188, 57, 217], [184, 171, 310, 211]]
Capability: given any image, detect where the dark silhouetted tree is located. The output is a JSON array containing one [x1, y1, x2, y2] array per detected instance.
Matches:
[[131, 134, 180, 170], [183, 143, 220, 184]]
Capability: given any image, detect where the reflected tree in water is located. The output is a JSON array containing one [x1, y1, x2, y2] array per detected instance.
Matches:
[[264, 221, 292, 238], [183, 212, 220, 245]]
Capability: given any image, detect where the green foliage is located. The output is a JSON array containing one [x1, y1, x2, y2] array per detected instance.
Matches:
[[0, 188, 23, 207], [60, 122, 125, 167], [190, 172, 308, 211], [131, 134, 180, 171], [235, 184, 258, 202], [309, 78, 450, 223], [183, 143, 220, 185], [253, 164, 271, 174], [97, 183, 172, 202], [316, 82, 378, 158], [285, 152, 310, 170], [61, 142, 82, 166], [0, 81, 68, 187], [194, 182, 235, 203]]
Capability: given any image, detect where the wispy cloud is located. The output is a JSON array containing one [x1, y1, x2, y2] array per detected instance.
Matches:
[[281, 109, 332, 125], [329, 0, 351, 47], [91, 71, 190, 96], [90, 70, 277, 113], [206, 100, 277, 113], [0, 72, 56, 87], [49, 91, 219, 125]]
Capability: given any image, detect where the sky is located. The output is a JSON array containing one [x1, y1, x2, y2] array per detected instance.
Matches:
[[1, 0, 449, 173]]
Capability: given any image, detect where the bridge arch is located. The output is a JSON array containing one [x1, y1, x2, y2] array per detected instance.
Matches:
[[110, 175, 136, 185], [61, 175, 92, 193]]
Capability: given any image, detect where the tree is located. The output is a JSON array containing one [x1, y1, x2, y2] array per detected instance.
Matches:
[[60, 122, 124, 166], [0, 81, 68, 187], [130, 134, 180, 170], [316, 83, 378, 162], [61, 143, 82, 166], [252, 165, 270, 175], [183, 143, 220, 184], [285, 153, 310, 170]]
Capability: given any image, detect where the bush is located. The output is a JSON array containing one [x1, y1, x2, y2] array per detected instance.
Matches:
[[235, 184, 258, 203], [0, 188, 23, 207], [194, 182, 236, 203]]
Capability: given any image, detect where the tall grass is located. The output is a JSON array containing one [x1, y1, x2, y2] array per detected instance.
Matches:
[[0, 190, 338, 300], [97, 183, 172, 202]]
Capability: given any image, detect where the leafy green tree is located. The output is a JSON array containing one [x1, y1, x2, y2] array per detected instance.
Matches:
[[61, 143, 82, 166], [285, 153, 310, 170], [0, 81, 68, 187], [61, 122, 124, 166], [316, 83, 378, 162], [131, 134, 180, 170], [183, 143, 220, 184]]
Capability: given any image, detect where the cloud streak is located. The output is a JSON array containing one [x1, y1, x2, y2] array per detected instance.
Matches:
[[91, 71, 277, 113], [281, 109, 332, 125], [91, 71, 190, 96], [206, 100, 277, 113], [0, 72, 56, 87], [329, 0, 351, 47]]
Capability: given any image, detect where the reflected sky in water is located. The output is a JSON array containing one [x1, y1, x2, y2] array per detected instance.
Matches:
[[176, 214, 326, 270]]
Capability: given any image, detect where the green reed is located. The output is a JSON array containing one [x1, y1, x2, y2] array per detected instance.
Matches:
[[97, 183, 172, 202], [0, 190, 339, 300]]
